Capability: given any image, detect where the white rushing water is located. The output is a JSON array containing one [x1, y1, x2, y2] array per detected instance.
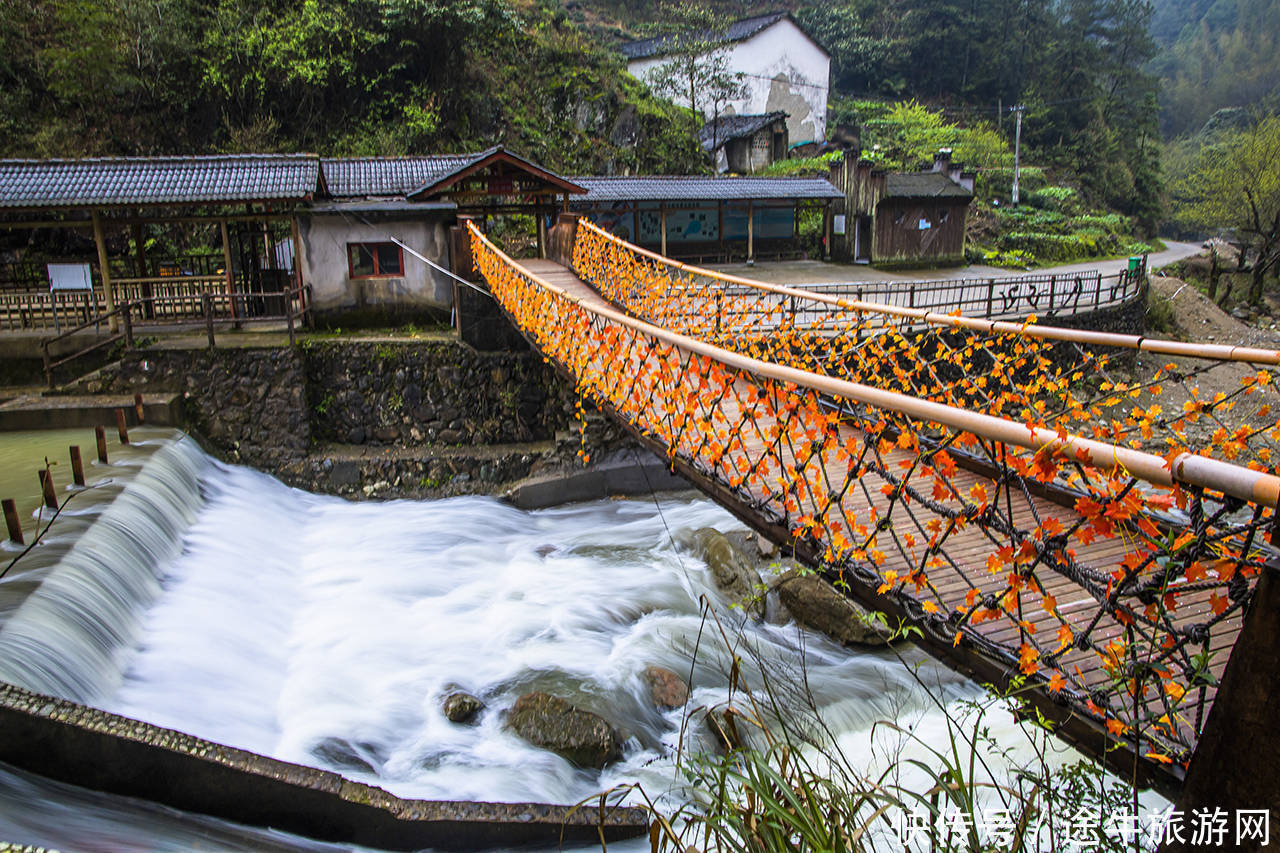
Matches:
[[0, 438, 208, 703], [0, 435, 1001, 849], [103, 453, 966, 807]]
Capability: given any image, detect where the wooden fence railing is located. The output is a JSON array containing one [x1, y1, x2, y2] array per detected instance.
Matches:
[[1, 273, 301, 333], [40, 286, 310, 385]]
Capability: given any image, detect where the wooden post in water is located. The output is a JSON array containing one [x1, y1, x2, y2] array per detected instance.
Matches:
[[69, 446, 85, 486], [95, 426, 108, 463], [115, 409, 129, 445], [38, 469, 57, 510], [134, 393, 145, 424], [2, 499, 22, 544]]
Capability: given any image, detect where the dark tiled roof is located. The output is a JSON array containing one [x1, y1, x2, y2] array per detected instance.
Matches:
[[321, 150, 492, 199], [0, 155, 320, 208], [699, 112, 788, 151], [569, 175, 842, 202], [621, 12, 788, 60], [325, 146, 585, 199], [884, 172, 973, 200]]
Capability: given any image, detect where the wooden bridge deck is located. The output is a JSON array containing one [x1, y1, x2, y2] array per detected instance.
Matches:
[[519, 259, 1242, 764]]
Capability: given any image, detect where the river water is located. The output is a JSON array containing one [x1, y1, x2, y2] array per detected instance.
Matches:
[[0, 430, 1004, 851]]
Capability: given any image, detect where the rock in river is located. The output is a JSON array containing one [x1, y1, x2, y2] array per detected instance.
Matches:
[[506, 692, 623, 769], [442, 690, 485, 724], [773, 569, 893, 647], [690, 528, 765, 617], [641, 666, 689, 711]]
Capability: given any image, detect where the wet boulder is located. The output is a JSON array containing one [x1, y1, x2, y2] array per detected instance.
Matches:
[[442, 690, 485, 724], [690, 528, 765, 617], [773, 569, 893, 647], [641, 666, 689, 711], [506, 692, 623, 769]]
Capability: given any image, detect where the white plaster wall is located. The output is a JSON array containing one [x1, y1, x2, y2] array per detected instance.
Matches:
[[298, 215, 453, 315], [629, 18, 829, 147]]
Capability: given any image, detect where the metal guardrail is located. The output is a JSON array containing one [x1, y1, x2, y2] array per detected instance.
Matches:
[[797, 266, 1144, 321]]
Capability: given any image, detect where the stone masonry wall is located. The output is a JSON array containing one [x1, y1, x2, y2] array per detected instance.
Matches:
[[67, 339, 631, 498], [74, 347, 310, 471], [302, 340, 573, 447]]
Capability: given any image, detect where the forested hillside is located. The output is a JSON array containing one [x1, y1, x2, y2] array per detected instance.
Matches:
[[0, 0, 701, 173], [1148, 0, 1279, 138], [2, 0, 1272, 246]]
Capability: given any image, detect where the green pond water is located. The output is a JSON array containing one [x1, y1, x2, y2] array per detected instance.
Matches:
[[0, 425, 183, 618]]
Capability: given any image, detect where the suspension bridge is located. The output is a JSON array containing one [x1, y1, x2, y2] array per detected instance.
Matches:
[[468, 214, 1280, 817]]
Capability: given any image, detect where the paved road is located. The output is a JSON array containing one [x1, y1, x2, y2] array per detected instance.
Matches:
[[707, 240, 1202, 286]]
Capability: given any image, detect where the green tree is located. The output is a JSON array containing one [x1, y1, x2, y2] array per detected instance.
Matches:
[[635, 3, 748, 159], [860, 101, 1010, 172], [1172, 113, 1280, 305]]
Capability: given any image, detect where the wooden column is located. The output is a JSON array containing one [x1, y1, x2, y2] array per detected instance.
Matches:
[[536, 206, 547, 259], [718, 201, 725, 260], [659, 203, 667, 258], [131, 222, 148, 278], [290, 216, 304, 328], [261, 212, 273, 269], [1167, 567, 1280, 852], [220, 219, 239, 322], [91, 210, 118, 332], [823, 202, 833, 261], [747, 200, 755, 261], [132, 222, 154, 319]]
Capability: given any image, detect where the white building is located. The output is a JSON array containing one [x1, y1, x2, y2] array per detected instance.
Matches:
[[622, 12, 830, 150]]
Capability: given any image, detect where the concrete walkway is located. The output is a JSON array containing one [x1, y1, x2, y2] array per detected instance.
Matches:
[[707, 240, 1202, 286]]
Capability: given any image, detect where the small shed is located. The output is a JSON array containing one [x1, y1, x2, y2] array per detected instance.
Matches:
[[874, 172, 973, 267], [700, 112, 789, 174], [828, 151, 974, 267], [568, 174, 842, 262]]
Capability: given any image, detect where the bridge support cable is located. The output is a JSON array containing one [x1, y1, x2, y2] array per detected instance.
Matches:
[[470, 220, 1280, 796]]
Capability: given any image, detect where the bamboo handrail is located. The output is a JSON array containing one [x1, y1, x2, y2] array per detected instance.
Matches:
[[477, 221, 1280, 508], [578, 219, 1280, 366]]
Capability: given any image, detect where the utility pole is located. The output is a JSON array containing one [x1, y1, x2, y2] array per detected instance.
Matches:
[[1011, 104, 1025, 206]]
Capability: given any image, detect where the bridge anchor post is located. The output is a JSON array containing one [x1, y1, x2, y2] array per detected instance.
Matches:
[[1166, 564, 1280, 852]]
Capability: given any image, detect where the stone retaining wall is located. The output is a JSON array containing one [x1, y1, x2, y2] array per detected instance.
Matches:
[[72, 347, 310, 471], [66, 339, 631, 497], [302, 340, 572, 448]]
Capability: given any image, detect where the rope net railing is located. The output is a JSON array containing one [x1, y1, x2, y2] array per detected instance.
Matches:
[[472, 221, 1280, 772]]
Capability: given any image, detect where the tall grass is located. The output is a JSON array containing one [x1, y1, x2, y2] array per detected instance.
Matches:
[[620, 607, 1153, 852]]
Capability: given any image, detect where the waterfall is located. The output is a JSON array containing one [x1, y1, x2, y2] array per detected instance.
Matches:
[[0, 437, 208, 704]]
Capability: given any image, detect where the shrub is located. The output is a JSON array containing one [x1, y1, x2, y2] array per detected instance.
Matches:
[[1026, 185, 1078, 212], [997, 230, 1122, 262]]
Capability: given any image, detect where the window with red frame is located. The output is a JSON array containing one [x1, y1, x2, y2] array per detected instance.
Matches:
[[347, 242, 404, 278]]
